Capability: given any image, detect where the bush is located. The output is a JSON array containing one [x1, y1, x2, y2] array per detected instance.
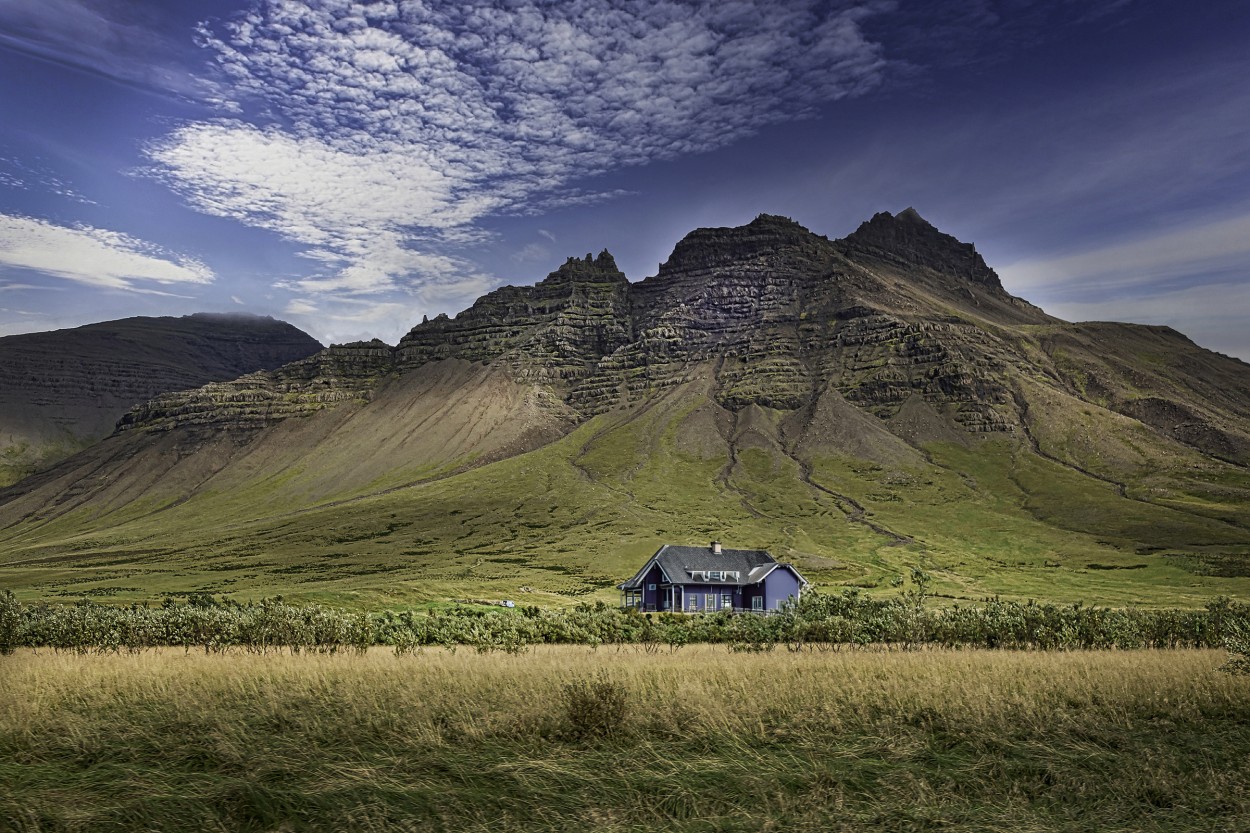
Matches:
[[0, 590, 20, 655], [1222, 623, 1250, 676], [560, 673, 629, 740]]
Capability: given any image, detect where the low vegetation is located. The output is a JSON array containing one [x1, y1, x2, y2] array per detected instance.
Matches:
[[3, 645, 1249, 831], [2, 584, 1247, 656]]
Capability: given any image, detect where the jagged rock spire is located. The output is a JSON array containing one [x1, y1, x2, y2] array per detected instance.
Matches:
[[841, 208, 1003, 290]]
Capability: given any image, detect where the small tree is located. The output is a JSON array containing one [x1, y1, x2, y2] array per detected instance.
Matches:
[[0, 590, 20, 654], [1222, 623, 1250, 676]]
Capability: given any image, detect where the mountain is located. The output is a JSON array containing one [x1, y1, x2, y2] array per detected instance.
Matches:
[[1, 213, 1248, 609], [0, 313, 322, 486]]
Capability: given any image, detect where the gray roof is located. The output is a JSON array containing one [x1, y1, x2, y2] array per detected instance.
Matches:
[[619, 544, 806, 589]]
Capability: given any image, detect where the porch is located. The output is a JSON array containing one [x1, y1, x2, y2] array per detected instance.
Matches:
[[620, 584, 769, 614]]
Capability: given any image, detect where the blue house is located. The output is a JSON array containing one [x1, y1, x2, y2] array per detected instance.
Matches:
[[618, 542, 808, 613]]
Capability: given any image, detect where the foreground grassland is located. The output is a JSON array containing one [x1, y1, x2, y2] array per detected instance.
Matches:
[[3, 646, 1249, 832]]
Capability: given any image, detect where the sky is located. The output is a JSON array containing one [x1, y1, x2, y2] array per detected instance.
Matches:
[[1, 0, 1248, 360]]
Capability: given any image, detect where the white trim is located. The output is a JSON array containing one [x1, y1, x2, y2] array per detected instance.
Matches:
[[620, 548, 675, 589]]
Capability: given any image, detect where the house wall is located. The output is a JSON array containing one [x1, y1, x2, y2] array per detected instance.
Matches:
[[741, 583, 765, 610], [762, 567, 802, 610], [641, 564, 667, 610], [679, 583, 740, 612]]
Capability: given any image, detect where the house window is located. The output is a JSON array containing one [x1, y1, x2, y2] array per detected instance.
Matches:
[[688, 595, 698, 611], [709, 570, 723, 581], [751, 596, 763, 611], [721, 594, 732, 610], [647, 583, 656, 591], [704, 593, 716, 611]]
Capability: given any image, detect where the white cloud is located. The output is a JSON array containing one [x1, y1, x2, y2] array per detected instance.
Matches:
[[0, 214, 214, 291], [511, 242, 551, 265], [150, 0, 891, 304], [1045, 282, 1250, 363], [999, 212, 1250, 297], [0, 154, 97, 205], [997, 212, 1250, 363], [0, 282, 62, 292], [284, 298, 319, 315], [281, 296, 420, 346]]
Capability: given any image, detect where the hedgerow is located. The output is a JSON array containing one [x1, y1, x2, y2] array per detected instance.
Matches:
[[1, 586, 1246, 656]]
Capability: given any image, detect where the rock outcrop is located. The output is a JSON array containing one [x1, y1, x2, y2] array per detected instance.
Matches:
[[116, 340, 394, 432], [397, 251, 632, 382]]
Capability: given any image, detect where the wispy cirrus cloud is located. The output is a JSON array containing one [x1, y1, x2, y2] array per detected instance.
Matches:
[[998, 210, 1250, 361], [0, 214, 213, 292], [1045, 281, 1250, 363], [150, 0, 893, 304], [0, 153, 98, 205], [0, 0, 211, 98], [999, 211, 1250, 298]]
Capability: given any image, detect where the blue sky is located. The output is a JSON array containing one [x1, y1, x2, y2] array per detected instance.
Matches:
[[1, 1, 1248, 360]]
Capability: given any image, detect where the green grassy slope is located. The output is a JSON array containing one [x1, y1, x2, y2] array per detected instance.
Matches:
[[1, 362, 1248, 609]]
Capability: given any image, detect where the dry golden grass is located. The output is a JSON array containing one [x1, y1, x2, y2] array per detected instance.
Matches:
[[3, 646, 1249, 831]]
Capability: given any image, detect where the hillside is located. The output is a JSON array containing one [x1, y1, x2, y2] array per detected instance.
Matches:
[[1, 212, 1248, 608], [0, 313, 323, 486]]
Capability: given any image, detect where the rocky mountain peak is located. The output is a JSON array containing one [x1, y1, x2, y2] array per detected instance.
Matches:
[[656, 213, 824, 277], [842, 208, 1003, 291], [539, 249, 627, 286], [895, 206, 932, 226]]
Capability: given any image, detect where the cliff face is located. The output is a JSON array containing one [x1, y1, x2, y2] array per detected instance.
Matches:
[[397, 251, 632, 382], [115, 340, 394, 433], [368, 211, 1047, 430], [0, 313, 322, 484], [109, 211, 1248, 455]]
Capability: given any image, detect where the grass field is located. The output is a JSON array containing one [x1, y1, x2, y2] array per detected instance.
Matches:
[[3, 645, 1249, 831], [4, 385, 1250, 611]]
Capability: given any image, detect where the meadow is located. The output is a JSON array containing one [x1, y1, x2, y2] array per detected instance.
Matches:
[[3, 645, 1249, 832]]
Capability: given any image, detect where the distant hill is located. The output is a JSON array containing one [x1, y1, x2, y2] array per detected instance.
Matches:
[[1, 214, 1248, 609], [0, 313, 322, 486]]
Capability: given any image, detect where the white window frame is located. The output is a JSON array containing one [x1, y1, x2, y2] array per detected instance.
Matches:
[[647, 583, 656, 591], [688, 595, 698, 611], [751, 596, 763, 611], [721, 594, 733, 610], [704, 593, 716, 611], [709, 570, 722, 581]]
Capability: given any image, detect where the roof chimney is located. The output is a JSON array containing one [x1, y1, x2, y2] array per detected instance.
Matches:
[[711, 541, 722, 555]]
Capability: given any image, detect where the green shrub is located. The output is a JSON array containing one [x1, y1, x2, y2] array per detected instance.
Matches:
[[1222, 623, 1250, 676], [0, 590, 19, 655], [560, 672, 629, 740]]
